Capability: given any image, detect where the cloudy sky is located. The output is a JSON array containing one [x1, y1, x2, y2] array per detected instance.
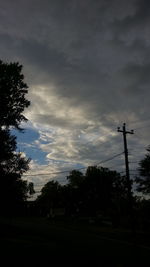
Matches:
[[1, 0, 150, 194]]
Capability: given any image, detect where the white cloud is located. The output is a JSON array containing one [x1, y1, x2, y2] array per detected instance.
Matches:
[[1, 0, 150, 191]]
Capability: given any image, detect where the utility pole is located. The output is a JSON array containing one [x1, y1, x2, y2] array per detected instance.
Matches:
[[118, 123, 135, 235], [118, 123, 134, 199]]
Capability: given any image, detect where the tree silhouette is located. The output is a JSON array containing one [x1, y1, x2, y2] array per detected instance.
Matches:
[[0, 60, 30, 130], [67, 170, 85, 188], [37, 181, 62, 216], [37, 166, 128, 221], [0, 60, 31, 214], [67, 167, 127, 218], [84, 166, 115, 215], [136, 146, 150, 194]]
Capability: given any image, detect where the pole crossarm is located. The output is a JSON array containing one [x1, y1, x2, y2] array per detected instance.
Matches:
[[117, 122, 135, 235], [117, 122, 134, 198], [118, 123, 134, 196], [118, 123, 134, 135]]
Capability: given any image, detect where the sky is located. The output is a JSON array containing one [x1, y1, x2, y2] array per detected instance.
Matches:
[[1, 0, 150, 196]]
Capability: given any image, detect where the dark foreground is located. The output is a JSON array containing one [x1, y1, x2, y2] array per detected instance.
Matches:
[[0, 217, 150, 266]]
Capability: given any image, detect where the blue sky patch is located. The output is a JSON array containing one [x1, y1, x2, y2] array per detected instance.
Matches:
[[11, 128, 47, 164]]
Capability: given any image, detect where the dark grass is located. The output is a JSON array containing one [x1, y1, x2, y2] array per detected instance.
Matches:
[[0, 217, 150, 266]]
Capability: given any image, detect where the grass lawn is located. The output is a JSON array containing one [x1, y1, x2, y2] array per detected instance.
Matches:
[[0, 216, 150, 266]]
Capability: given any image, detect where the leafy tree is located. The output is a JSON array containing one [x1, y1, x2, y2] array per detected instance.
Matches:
[[37, 167, 128, 220], [136, 146, 150, 194], [37, 181, 62, 215], [84, 166, 114, 214], [66, 166, 127, 218], [0, 60, 30, 130], [0, 60, 31, 214], [0, 129, 16, 164], [67, 170, 85, 188], [65, 170, 85, 215]]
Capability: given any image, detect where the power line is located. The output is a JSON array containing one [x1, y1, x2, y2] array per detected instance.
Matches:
[[108, 162, 125, 170], [128, 117, 150, 127], [23, 151, 124, 177], [31, 152, 125, 190], [80, 129, 117, 147], [20, 121, 118, 155], [96, 152, 124, 166], [134, 124, 150, 131]]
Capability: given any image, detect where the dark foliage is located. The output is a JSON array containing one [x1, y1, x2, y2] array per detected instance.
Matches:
[[0, 60, 30, 130], [37, 166, 128, 225], [0, 60, 32, 214], [136, 146, 150, 194]]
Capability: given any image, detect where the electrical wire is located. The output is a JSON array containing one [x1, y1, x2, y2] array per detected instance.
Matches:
[[128, 117, 150, 127], [96, 152, 124, 166], [24, 151, 124, 177]]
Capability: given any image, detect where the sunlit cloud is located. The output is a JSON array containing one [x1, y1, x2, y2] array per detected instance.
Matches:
[[1, 0, 150, 192]]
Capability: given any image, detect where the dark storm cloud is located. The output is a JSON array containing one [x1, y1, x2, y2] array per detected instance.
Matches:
[[34, 113, 88, 129], [112, 0, 150, 30], [1, 0, 149, 115], [1, 0, 150, 175], [16, 39, 70, 75], [122, 63, 150, 91]]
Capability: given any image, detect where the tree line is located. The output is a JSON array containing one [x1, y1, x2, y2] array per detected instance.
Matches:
[[35, 154, 150, 229], [37, 167, 127, 225], [0, 60, 34, 215], [1, 59, 150, 230]]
